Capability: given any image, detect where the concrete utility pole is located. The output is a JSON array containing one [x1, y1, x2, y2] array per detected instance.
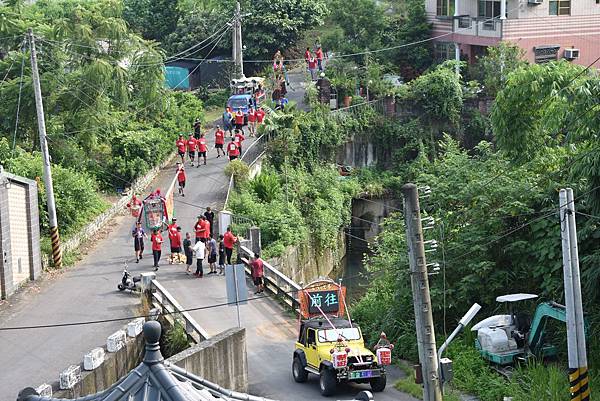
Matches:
[[28, 29, 62, 269], [559, 188, 589, 401], [232, 1, 244, 79], [401, 184, 442, 401]]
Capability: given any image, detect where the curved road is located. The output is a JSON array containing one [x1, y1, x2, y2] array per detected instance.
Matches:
[[0, 68, 417, 401]]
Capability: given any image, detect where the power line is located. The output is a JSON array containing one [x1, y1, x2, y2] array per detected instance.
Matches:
[[0, 54, 17, 87], [11, 45, 26, 157], [575, 211, 600, 221], [0, 263, 385, 332]]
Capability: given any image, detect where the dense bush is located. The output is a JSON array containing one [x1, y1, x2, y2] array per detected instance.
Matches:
[[229, 165, 359, 257], [0, 138, 108, 236]]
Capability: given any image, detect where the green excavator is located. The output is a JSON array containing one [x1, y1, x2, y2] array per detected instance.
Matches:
[[472, 294, 571, 369]]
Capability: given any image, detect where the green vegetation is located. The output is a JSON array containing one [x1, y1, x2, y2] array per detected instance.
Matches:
[[347, 55, 600, 400], [124, 0, 329, 73], [163, 320, 189, 357], [0, 0, 203, 258], [323, 0, 432, 80]]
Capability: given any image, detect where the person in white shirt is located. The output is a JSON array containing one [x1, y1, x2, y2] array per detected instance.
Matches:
[[192, 240, 206, 277]]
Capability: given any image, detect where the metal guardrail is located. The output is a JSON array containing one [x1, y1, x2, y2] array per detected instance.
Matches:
[[150, 279, 210, 342], [331, 98, 385, 118], [239, 244, 302, 310]]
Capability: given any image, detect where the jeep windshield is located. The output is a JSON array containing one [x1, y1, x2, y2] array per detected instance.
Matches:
[[318, 328, 361, 342]]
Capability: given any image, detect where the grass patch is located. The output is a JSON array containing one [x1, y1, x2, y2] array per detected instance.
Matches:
[[204, 106, 222, 124]]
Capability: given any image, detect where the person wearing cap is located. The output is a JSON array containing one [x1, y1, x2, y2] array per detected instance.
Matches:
[[167, 218, 180, 264], [223, 107, 234, 136], [215, 125, 225, 157], [176, 134, 186, 164], [193, 119, 201, 140], [176, 163, 186, 196], [131, 221, 147, 263], [234, 107, 245, 133]]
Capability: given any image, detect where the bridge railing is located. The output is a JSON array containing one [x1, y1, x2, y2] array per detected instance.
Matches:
[[238, 244, 302, 311], [149, 279, 210, 343], [331, 98, 385, 119]]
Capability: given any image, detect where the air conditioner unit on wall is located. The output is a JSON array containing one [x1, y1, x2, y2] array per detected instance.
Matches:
[[528, 0, 543, 4], [564, 48, 580, 60]]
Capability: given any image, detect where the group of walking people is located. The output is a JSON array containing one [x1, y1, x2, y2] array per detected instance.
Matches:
[[304, 43, 326, 81], [129, 116, 266, 292]]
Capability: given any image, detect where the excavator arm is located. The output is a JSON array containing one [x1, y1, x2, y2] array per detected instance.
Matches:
[[527, 302, 567, 357]]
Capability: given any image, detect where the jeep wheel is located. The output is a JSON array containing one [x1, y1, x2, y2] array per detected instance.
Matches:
[[319, 369, 337, 396], [370, 375, 386, 392], [292, 357, 308, 383]]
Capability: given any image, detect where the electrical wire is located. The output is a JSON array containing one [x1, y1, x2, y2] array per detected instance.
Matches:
[[0, 55, 16, 87], [11, 46, 25, 157], [38, 21, 232, 68], [575, 211, 600, 220], [0, 262, 387, 332]]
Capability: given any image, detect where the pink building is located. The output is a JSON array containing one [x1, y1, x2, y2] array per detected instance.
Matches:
[[426, 0, 600, 66]]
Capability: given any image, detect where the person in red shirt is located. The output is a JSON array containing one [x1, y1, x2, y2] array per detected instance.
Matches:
[[194, 215, 207, 243], [256, 107, 266, 125], [151, 229, 163, 270], [234, 129, 245, 155], [200, 218, 211, 242], [234, 107, 245, 133], [214, 125, 225, 157], [251, 253, 265, 294], [316, 46, 324, 71], [308, 56, 317, 81], [227, 137, 240, 161], [176, 135, 186, 164], [197, 134, 208, 166], [167, 218, 180, 264], [223, 226, 237, 266], [247, 106, 257, 137], [304, 47, 311, 67], [176, 163, 186, 196], [187, 135, 197, 167]]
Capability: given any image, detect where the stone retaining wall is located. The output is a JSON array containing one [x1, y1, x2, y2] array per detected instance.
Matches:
[[168, 327, 248, 392], [269, 230, 346, 286], [43, 152, 176, 268]]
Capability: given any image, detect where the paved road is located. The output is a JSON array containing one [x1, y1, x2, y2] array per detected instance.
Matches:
[[0, 69, 418, 401], [0, 129, 249, 399], [162, 69, 418, 401]]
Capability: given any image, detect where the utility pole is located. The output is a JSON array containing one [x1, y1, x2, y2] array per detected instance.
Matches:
[[559, 188, 589, 401], [28, 29, 62, 269], [232, 2, 244, 79], [401, 183, 442, 401]]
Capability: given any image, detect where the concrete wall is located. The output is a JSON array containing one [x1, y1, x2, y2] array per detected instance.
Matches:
[[269, 230, 346, 285], [53, 329, 145, 398], [168, 327, 248, 392], [51, 325, 248, 397], [350, 197, 402, 245]]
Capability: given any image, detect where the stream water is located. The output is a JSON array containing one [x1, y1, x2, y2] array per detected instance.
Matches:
[[333, 242, 370, 304]]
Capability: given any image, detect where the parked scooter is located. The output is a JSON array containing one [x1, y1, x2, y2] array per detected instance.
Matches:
[[118, 263, 141, 291]]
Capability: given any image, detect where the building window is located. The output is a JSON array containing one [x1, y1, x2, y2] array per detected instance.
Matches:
[[478, 0, 501, 18], [549, 0, 570, 15], [434, 42, 454, 62], [437, 0, 455, 16]]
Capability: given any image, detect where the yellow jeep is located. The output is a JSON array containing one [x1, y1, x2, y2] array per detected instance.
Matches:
[[292, 317, 387, 396]]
